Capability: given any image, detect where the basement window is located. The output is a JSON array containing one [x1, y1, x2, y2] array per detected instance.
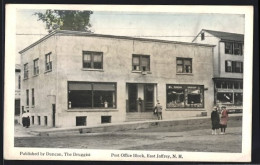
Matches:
[[101, 116, 111, 124], [76, 116, 87, 126]]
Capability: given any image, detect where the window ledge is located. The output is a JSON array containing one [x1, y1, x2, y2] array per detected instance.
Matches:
[[166, 109, 205, 111], [32, 74, 39, 77], [23, 78, 29, 80], [176, 73, 193, 76], [81, 68, 104, 72], [66, 109, 118, 112], [132, 71, 152, 74], [44, 70, 52, 74]]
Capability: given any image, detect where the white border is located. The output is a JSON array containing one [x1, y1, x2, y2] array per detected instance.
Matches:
[[4, 4, 253, 162]]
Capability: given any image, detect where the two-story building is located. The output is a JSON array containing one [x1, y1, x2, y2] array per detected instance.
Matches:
[[19, 30, 215, 128], [192, 29, 244, 113]]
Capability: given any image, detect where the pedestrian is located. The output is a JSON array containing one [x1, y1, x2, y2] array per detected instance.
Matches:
[[211, 106, 220, 135], [220, 106, 228, 134], [154, 100, 162, 120], [22, 110, 30, 128]]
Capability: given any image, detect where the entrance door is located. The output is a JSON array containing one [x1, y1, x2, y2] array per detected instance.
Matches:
[[128, 84, 138, 112], [144, 84, 154, 112], [52, 104, 56, 127]]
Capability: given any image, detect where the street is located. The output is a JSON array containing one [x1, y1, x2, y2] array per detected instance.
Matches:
[[15, 126, 242, 153]]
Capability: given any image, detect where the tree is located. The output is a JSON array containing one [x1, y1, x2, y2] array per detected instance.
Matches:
[[34, 10, 93, 33]]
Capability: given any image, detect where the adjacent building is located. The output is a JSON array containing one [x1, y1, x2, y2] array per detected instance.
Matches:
[[192, 29, 244, 113], [19, 30, 215, 128]]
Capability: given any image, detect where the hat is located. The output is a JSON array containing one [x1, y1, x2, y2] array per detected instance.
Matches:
[[221, 106, 226, 109], [213, 106, 217, 109]]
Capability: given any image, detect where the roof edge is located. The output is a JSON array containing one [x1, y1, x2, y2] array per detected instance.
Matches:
[[19, 30, 216, 54]]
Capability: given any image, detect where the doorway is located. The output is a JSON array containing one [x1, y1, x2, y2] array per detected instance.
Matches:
[[144, 84, 154, 112], [52, 104, 56, 127], [128, 84, 138, 112]]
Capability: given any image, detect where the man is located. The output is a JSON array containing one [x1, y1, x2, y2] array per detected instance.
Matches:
[[154, 100, 163, 120]]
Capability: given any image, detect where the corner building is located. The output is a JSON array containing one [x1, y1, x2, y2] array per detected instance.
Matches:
[[20, 30, 214, 128]]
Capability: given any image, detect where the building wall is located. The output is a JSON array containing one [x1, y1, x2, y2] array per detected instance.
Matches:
[[53, 35, 214, 127], [20, 36, 59, 127]]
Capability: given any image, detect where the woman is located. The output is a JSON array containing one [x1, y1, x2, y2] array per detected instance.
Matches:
[[220, 106, 228, 134], [211, 106, 220, 135]]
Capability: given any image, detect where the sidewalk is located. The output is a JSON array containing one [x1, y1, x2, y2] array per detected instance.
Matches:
[[14, 114, 242, 137]]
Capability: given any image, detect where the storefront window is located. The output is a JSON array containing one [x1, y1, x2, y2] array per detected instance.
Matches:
[[166, 85, 204, 108], [216, 92, 233, 104], [68, 82, 116, 109], [234, 93, 243, 105]]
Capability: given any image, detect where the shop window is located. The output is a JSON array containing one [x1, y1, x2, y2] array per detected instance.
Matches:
[[216, 93, 233, 104], [26, 89, 29, 106], [24, 63, 29, 79], [33, 58, 39, 75], [225, 42, 233, 54], [227, 82, 233, 89], [44, 116, 48, 126], [240, 82, 243, 89], [76, 116, 87, 126], [15, 99, 20, 115], [176, 58, 192, 73], [68, 82, 116, 109], [101, 116, 111, 124], [216, 82, 221, 88], [234, 43, 243, 55], [83, 51, 103, 69], [234, 82, 239, 89], [234, 93, 243, 105], [132, 55, 150, 71], [166, 85, 203, 108], [45, 52, 52, 71]]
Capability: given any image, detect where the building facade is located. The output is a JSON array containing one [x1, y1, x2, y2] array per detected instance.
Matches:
[[192, 29, 244, 113], [15, 64, 21, 123], [20, 30, 214, 128]]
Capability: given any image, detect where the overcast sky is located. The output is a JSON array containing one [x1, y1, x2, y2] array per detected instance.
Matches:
[[16, 9, 245, 64]]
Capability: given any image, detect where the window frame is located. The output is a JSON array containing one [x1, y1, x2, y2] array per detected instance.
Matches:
[[176, 57, 192, 74], [68, 81, 117, 109], [33, 58, 39, 75], [224, 41, 243, 55], [201, 32, 205, 40], [26, 89, 29, 106], [32, 88, 35, 106], [225, 60, 243, 73], [132, 54, 150, 72], [82, 51, 103, 70], [45, 52, 52, 72], [24, 63, 29, 79], [166, 84, 204, 109]]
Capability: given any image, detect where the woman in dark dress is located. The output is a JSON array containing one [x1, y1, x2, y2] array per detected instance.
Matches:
[[211, 106, 220, 135]]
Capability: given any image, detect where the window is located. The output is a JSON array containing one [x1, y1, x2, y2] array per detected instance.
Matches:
[[83, 51, 103, 69], [32, 88, 35, 106], [26, 89, 29, 106], [38, 116, 41, 125], [225, 42, 243, 55], [176, 58, 192, 73], [24, 63, 29, 79], [166, 84, 204, 108], [201, 32, 205, 40], [76, 116, 87, 126], [32, 116, 34, 125], [33, 59, 39, 75], [234, 93, 243, 105], [44, 116, 48, 125], [132, 55, 150, 71], [68, 82, 116, 109], [234, 43, 243, 55], [216, 92, 233, 104], [101, 116, 111, 124], [225, 42, 233, 54], [18, 76, 21, 89], [225, 61, 243, 73], [45, 52, 52, 71]]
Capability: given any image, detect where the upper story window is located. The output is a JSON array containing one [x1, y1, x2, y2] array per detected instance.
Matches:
[[176, 58, 192, 73], [225, 42, 243, 55], [132, 54, 150, 72], [24, 63, 29, 79], [83, 51, 103, 69], [45, 52, 52, 71], [33, 58, 39, 75], [225, 60, 243, 73], [18, 75, 21, 89], [32, 88, 35, 106], [201, 32, 205, 40], [26, 89, 29, 106]]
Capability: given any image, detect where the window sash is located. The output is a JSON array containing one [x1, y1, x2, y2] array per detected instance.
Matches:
[[176, 58, 192, 73], [132, 55, 150, 71], [83, 51, 103, 69]]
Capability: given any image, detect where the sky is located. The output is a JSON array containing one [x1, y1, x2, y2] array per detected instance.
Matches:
[[16, 9, 245, 64]]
